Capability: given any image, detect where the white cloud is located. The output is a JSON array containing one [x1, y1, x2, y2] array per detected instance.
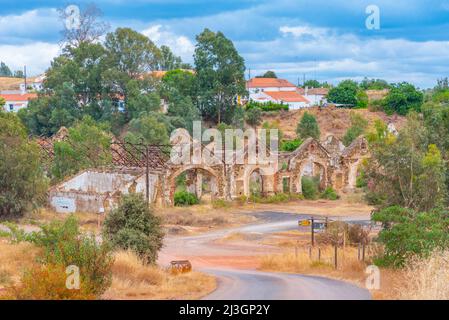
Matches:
[[0, 42, 60, 76], [279, 25, 328, 39], [0, 9, 60, 44], [141, 25, 195, 62]]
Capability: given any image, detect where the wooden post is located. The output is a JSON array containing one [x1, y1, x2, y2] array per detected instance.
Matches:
[[362, 243, 366, 262], [318, 248, 321, 262], [311, 217, 315, 246], [308, 246, 312, 259], [334, 245, 338, 269], [295, 246, 298, 259], [358, 243, 361, 261]]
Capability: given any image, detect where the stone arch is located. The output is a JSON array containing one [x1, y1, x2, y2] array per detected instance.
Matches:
[[292, 158, 328, 194], [242, 165, 274, 197], [167, 164, 224, 204]]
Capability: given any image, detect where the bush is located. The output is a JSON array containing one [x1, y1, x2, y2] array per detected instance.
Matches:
[[301, 176, 320, 199], [347, 224, 370, 245], [27, 216, 113, 296], [174, 190, 200, 206], [296, 112, 320, 140], [320, 187, 339, 200], [246, 101, 288, 112], [5, 264, 96, 300], [4, 216, 114, 298], [245, 107, 262, 127], [372, 206, 449, 267], [0, 111, 48, 218], [103, 193, 164, 264], [212, 199, 232, 209], [280, 139, 302, 152]]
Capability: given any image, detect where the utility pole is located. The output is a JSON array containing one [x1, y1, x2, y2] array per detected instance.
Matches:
[[145, 145, 150, 205], [24, 65, 27, 92]]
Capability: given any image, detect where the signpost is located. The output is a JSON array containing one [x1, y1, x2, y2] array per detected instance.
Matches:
[[298, 217, 330, 247]]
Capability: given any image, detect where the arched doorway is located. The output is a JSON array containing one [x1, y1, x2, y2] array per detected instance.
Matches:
[[169, 166, 221, 204], [294, 159, 328, 193], [249, 168, 264, 197]]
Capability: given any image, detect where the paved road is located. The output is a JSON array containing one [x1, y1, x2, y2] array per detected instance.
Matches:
[[204, 268, 371, 300], [161, 211, 372, 300]]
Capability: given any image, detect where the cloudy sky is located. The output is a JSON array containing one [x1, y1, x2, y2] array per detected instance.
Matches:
[[1, 0, 449, 88]]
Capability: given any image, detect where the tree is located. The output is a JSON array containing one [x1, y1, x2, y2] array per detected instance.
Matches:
[[0, 112, 48, 217], [383, 82, 423, 115], [372, 206, 449, 267], [245, 107, 262, 127], [0, 62, 12, 77], [103, 193, 164, 264], [51, 116, 112, 181], [13, 70, 24, 78], [256, 71, 277, 78], [342, 113, 368, 146], [58, 3, 109, 47], [327, 80, 359, 106], [194, 28, 247, 124], [157, 45, 189, 71], [359, 78, 390, 90], [125, 114, 170, 145], [0, 97, 5, 107], [105, 28, 160, 79], [303, 79, 320, 88], [296, 112, 320, 140], [161, 69, 198, 102], [364, 114, 447, 211]]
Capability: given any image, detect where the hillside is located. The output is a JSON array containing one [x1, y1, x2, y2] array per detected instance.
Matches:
[[259, 106, 406, 141]]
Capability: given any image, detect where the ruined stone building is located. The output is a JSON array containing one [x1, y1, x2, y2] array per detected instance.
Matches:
[[45, 129, 369, 213]]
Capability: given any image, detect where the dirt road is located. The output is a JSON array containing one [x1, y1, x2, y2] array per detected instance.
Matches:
[[159, 211, 371, 300]]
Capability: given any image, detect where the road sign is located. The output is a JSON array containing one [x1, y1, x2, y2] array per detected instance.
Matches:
[[298, 219, 311, 227]]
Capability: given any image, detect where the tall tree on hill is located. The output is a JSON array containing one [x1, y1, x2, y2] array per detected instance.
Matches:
[[296, 112, 320, 140], [194, 28, 247, 124], [58, 3, 109, 48], [0, 62, 12, 77]]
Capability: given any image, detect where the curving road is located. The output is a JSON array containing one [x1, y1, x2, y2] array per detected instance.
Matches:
[[160, 211, 371, 300]]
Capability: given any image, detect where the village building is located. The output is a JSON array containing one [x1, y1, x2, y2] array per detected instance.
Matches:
[[246, 77, 311, 109], [297, 87, 329, 106], [0, 93, 37, 112]]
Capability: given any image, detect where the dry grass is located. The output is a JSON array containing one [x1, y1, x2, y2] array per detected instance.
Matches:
[[260, 106, 405, 140], [259, 246, 367, 284], [103, 250, 216, 300], [0, 241, 41, 289], [396, 251, 449, 300]]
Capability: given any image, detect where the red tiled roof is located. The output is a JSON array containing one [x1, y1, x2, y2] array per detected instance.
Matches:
[[264, 91, 309, 103], [0, 93, 38, 102], [247, 78, 297, 88], [297, 87, 329, 95]]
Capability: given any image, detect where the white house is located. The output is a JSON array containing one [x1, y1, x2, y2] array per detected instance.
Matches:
[[246, 77, 310, 109], [297, 87, 329, 106], [1, 93, 37, 112], [19, 74, 45, 92]]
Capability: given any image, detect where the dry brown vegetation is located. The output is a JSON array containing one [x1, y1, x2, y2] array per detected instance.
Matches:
[[103, 250, 216, 300], [260, 106, 405, 140], [258, 245, 449, 300], [396, 251, 449, 300], [0, 241, 41, 290]]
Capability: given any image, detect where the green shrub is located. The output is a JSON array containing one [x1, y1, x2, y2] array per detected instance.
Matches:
[[301, 176, 320, 199], [372, 206, 449, 267], [246, 101, 288, 112], [174, 190, 199, 206], [212, 199, 232, 209], [103, 193, 164, 264], [280, 139, 303, 152], [7, 216, 114, 297], [244, 107, 262, 127], [320, 187, 339, 200]]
